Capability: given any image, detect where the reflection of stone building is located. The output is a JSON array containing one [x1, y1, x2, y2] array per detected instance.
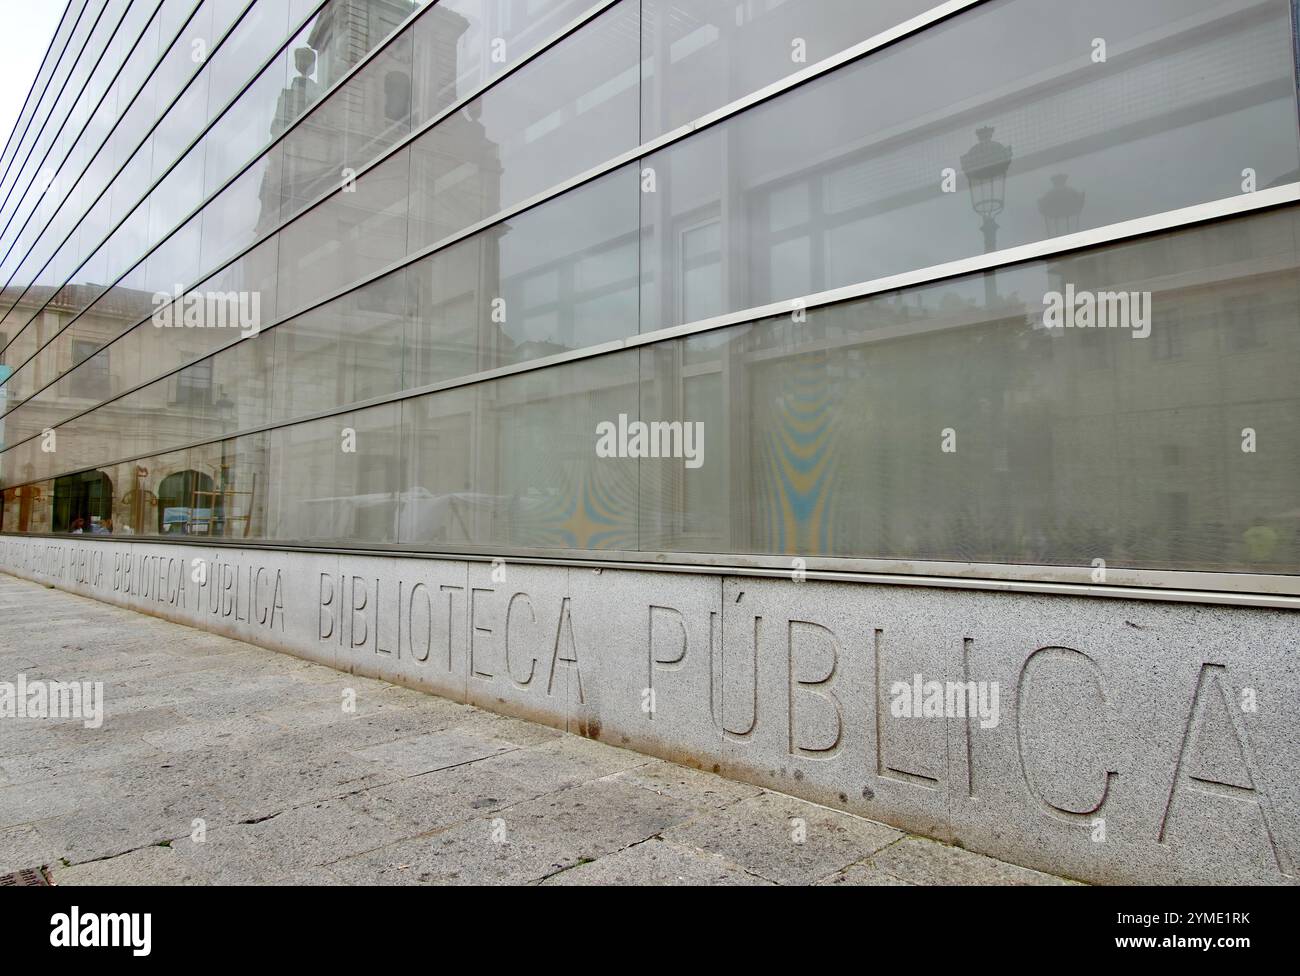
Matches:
[[0, 283, 255, 535], [662, 213, 1300, 575], [1, 0, 503, 542], [266, 2, 502, 544]]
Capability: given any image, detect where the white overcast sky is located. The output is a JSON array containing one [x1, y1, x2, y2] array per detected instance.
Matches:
[[0, 1, 67, 153]]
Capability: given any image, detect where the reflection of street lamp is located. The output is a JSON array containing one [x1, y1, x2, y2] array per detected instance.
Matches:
[[1039, 176, 1086, 329], [961, 126, 1013, 306], [1038, 174, 1086, 238]]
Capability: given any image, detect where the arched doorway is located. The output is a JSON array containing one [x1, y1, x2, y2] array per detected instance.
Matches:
[[52, 471, 113, 533], [157, 470, 215, 534]]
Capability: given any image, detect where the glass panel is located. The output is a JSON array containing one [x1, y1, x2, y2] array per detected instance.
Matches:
[[200, 147, 285, 268], [0, 0, 131, 243], [275, 146, 410, 314], [406, 0, 641, 253], [278, 27, 415, 221], [639, 206, 1300, 573], [406, 165, 640, 389], [267, 401, 402, 542], [0, 0, 87, 179], [640, 0, 936, 138], [272, 266, 412, 423], [639, 0, 1300, 332], [395, 386, 474, 543], [409, 0, 595, 129], [185, 432, 271, 537], [0, 0, 103, 213], [400, 351, 640, 548]]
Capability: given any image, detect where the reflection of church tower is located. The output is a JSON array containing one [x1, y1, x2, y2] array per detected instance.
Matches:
[[258, 0, 424, 230], [272, 48, 323, 142], [405, 3, 502, 250]]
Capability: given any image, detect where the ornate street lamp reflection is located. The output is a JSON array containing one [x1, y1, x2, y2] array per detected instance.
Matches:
[[1038, 173, 1086, 238], [961, 126, 1013, 306]]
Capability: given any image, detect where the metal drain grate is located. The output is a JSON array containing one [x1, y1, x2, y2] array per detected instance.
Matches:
[[0, 867, 51, 886]]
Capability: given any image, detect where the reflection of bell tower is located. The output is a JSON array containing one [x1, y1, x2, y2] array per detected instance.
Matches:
[[273, 48, 323, 140], [406, 3, 501, 244], [259, 0, 424, 229]]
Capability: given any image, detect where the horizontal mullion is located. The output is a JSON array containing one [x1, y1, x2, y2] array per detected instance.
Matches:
[[0, 0, 94, 202], [0, 0, 120, 231], [0, 0, 172, 269], [0, 0, 80, 174], [3, 531, 1299, 609], [0, 0, 216, 328], [0, 0, 116, 221]]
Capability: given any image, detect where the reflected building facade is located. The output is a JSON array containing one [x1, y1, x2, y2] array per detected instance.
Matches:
[[0, 0, 1298, 585]]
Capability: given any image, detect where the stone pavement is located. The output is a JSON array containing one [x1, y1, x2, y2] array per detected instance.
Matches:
[[0, 572, 1073, 886]]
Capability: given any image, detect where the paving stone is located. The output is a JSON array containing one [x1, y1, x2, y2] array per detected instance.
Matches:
[[349, 730, 516, 777], [0, 824, 61, 875], [0, 774, 100, 828], [328, 779, 701, 885], [32, 784, 260, 865], [257, 696, 472, 745], [140, 715, 287, 753], [259, 687, 464, 724], [166, 681, 320, 721], [0, 737, 164, 784], [660, 791, 905, 885], [867, 837, 1076, 886], [541, 837, 772, 886], [343, 763, 541, 835], [168, 800, 403, 882], [473, 734, 653, 792], [184, 747, 393, 815], [818, 861, 915, 886], [444, 709, 565, 748], [53, 844, 214, 886], [604, 759, 764, 810]]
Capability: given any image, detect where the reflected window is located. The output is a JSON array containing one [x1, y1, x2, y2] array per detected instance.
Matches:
[[72, 341, 110, 400], [52, 470, 113, 533], [680, 218, 723, 323], [384, 70, 412, 121], [157, 469, 216, 534], [173, 360, 214, 407]]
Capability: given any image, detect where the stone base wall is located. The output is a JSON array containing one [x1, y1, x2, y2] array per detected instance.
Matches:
[[2, 535, 1296, 885]]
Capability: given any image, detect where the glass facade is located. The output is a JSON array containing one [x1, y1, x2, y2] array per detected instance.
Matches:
[[1, 0, 1298, 586]]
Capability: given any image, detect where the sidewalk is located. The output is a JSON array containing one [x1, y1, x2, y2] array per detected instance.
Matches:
[[0, 573, 1072, 886]]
